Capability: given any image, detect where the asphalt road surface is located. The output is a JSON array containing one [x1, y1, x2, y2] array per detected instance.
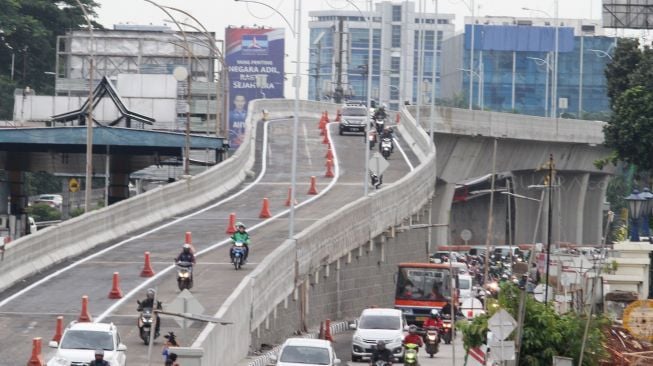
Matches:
[[0, 118, 413, 365]]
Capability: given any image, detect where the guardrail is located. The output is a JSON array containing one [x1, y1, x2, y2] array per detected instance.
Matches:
[[409, 105, 606, 145], [0, 98, 336, 294], [192, 103, 436, 365]]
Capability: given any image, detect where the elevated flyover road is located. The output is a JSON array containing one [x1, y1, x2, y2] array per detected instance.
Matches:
[[0, 117, 413, 365]]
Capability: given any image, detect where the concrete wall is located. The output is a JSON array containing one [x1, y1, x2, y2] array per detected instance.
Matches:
[[450, 194, 508, 246], [252, 209, 431, 349]]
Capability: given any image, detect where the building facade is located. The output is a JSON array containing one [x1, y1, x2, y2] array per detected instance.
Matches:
[[308, 1, 455, 111], [54, 25, 224, 133], [441, 16, 615, 119]]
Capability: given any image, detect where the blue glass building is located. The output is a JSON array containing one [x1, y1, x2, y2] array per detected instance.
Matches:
[[442, 20, 615, 118]]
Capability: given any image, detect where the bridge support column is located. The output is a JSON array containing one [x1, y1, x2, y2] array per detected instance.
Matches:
[[108, 156, 130, 205], [556, 172, 590, 245], [512, 171, 546, 244], [432, 180, 455, 248], [583, 174, 609, 244]]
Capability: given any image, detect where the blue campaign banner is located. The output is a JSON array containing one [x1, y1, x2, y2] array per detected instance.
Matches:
[[225, 27, 285, 148]]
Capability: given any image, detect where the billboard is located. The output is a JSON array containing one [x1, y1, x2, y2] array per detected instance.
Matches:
[[603, 0, 653, 29], [225, 27, 285, 148]]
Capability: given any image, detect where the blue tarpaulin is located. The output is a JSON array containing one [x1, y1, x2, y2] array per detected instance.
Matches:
[[464, 24, 575, 52]]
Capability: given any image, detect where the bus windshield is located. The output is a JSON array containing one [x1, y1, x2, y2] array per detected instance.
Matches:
[[396, 267, 452, 301]]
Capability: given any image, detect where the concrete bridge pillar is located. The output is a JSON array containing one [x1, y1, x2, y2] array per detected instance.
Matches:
[[583, 174, 609, 244], [432, 180, 455, 247], [108, 155, 130, 205], [555, 172, 590, 245], [512, 171, 546, 245]]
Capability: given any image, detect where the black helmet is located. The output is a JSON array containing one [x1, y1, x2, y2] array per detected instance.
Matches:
[[183, 243, 191, 253], [376, 340, 386, 350]]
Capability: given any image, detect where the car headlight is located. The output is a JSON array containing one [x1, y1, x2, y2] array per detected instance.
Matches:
[[393, 337, 403, 345], [353, 334, 363, 343]]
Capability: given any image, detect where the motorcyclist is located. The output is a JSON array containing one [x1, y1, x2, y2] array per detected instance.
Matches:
[[373, 103, 388, 121], [422, 309, 443, 330], [369, 340, 393, 365], [403, 325, 424, 348], [176, 243, 196, 281], [441, 301, 464, 318], [89, 349, 110, 366], [378, 127, 394, 153], [230, 222, 251, 262], [137, 288, 162, 337]]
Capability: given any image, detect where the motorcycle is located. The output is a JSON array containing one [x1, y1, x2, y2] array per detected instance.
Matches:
[[441, 315, 454, 344], [368, 131, 377, 150], [424, 326, 440, 357], [380, 137, 392, 159], [136, 301, 159, 345], [374, 117, 386, 133], [176, 260, 193, 290], [403, 343, 420, 365], [231, 241, 246, 270], [370, 172, 383, 189]]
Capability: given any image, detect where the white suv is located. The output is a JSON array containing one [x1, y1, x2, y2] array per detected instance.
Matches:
[[47, 322, 127, 366], [351, 308, 405, 362]]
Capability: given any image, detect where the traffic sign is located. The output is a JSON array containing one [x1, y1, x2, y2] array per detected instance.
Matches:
[[368, 152, 389, 176], [167, 289, 204, 328], [488, 309, 517, 341], [69, 178, 80, 193], [488, 340, 515, 361]]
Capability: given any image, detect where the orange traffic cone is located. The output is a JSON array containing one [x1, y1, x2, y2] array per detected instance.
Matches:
[[108, 272, 123, 299], [335, 109, 341, 122], [318, 112, 326, 129], [324, 319, 333, 342], [285, 187, 297, 207], [325, 146, 334, 160], [226, 213, 237, 234], [259, 198, 272, 218], [325, 160, 334, 178], [78, 295, 92, 323], [27, 337, 44, 366], [141, 251, 155, 277], [322, 132, 329, 144], [320, 125, 325, 136], [324, 111, 330, 122], [52, 316, 63, 343], [395, 113, 401, 124], [185, 231, 192, 244], [307, 176, 318, 195]]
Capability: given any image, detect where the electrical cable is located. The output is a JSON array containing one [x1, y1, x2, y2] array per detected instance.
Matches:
[[245, 0, 286, 20], [323, 0, 350, 10]]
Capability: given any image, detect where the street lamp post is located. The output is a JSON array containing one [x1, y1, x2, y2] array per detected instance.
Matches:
[[625, 188, 647, 242], [523, 6, 558, 118], [234, 0, 301, 239], [345, 0, 373, 196], [640, 188, 653, 242], [527, 56, 552, 117]]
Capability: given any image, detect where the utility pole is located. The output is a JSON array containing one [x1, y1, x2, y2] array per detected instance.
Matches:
[[334, 17, 345, 104], [544, 154, 555, 305]]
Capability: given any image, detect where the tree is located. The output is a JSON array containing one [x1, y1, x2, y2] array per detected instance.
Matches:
[[605, 38, 641, 109], [459, 283, 607, 366], [0, 0, 101, 119]]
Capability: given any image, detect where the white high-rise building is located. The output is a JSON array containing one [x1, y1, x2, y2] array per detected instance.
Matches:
[[308, 1, 454, 110]]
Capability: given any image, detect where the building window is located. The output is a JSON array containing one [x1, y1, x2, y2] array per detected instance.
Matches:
[[392, 5, 402, 22], [390, 77, 400, 100], [391, 56, 400, 73], [391, 25, 401, 48], [437, 19, 448, 24]]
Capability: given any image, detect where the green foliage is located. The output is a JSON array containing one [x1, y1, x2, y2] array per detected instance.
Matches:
[[70, 207, 85, 218], [0, 0, 101, 119], [26, 203, 61, 221], [25, 171, 61, 196], [605, 38, 641, 109], [460, 283, 608, 366]]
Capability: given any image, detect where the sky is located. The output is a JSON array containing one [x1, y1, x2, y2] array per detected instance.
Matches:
[[93, 0, 616, 97]]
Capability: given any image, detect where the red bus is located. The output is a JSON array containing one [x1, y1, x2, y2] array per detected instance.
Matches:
[[394, 263, 458, 325]]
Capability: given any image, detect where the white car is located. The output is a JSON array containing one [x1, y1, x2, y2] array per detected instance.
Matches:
[[271, 338, 341, 365], [351, 308, 406, 362], [47, 322, 127, 366], [34, 194, 63, 208]]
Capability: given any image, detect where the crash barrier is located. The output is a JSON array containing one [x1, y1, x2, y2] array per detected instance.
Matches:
[[408, 105, 605, 145], [192, 104, 436, 365], [0, 99, 337, 294], [245, 320, 349, 366]]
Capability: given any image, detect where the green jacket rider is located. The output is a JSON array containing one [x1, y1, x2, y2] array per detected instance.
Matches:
[[230, 222, 251, 261]]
